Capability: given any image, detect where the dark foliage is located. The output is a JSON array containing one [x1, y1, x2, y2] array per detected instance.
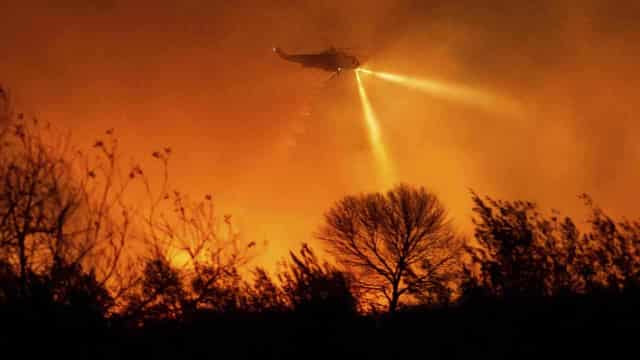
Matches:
[[279, 243, 358, 316], [465, 191, 640, 299]]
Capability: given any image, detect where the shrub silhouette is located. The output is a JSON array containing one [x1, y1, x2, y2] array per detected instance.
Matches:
[[279, 243, 357, 316]]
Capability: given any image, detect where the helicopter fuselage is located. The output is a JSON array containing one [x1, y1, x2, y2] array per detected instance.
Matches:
[[273, 47, 360, 74]]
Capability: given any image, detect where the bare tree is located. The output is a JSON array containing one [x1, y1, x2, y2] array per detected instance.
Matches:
[[317, 183, 463, 313], [0, 104, 133, 311], [121, 149, 261, 323], [0, 94, 260, 321]]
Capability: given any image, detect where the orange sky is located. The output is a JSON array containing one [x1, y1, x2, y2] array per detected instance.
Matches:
[[2, 0, 640, 271]]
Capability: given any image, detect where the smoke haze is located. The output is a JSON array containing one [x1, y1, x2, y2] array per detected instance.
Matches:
[[2, 0, 640, 269]]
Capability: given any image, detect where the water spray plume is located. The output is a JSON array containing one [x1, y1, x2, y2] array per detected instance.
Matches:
[[357, 68, 521, 117], [355, 71, 395, 188]]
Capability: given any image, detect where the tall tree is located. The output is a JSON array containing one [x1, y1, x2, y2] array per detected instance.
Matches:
[[317, 183, 463, 313]]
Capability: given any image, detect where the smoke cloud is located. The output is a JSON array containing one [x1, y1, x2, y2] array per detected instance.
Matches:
[[2, 0, 639, 269]]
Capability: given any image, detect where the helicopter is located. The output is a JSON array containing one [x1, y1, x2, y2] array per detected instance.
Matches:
[[273, 46, 361, 79]]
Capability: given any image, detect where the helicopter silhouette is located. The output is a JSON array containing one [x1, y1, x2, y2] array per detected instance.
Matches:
[[273, 46, 361, 80]]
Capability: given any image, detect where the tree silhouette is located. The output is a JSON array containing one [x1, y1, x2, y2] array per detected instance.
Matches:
[[0, 108, 131, 310], [467, 192, 555, 297], [123, 257, 185, 325], [579, 194, 640, 291], [244, 267, 286, 312], [465, 191, 640, 299], [317, 183, 463, 313]]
